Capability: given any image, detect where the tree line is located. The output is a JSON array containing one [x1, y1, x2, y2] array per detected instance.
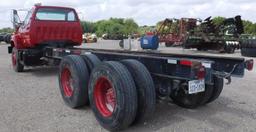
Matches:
[[0, 28, 14, 34], [81, 18, 139, 37], [81, 17, 256, 37], [1, 17, 256, 36]]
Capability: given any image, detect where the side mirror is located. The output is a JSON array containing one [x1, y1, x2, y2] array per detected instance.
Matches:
[[11, 10, 22, 29]]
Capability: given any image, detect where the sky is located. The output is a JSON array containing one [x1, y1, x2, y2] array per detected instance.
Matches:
[[0, 0, 256, 28]]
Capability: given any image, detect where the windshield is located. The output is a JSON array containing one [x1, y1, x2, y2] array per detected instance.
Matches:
[[35, 8, 77, 21]]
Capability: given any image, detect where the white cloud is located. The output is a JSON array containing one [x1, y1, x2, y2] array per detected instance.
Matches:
[[0, 0, 256, 28]]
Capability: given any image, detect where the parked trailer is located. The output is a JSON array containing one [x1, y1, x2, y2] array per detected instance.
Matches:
[[17, 46, 250, 131]]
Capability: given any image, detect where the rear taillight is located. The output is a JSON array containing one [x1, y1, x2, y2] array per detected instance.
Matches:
[[179, 59, 206, 79], [196, 66, 206, 80], [72, 50, 81, 55], [180, 60, 193, 66], [245, 59, 254, 71]]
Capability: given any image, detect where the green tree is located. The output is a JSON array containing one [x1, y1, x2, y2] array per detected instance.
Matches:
[[93, 18, 139, 37], [95, 20, 114, 36], [124, 19, 139, 35], [109, 23, 124, 35], [123, 19, 139, 35], [80, 21, 96, 33], [212, 16, 225, 26], [243, 20, 256, 35], [79, 16, 256, 37], [138, 26, 155, 35], [109, 18, 124, 25], [0, 28, 14, 33]]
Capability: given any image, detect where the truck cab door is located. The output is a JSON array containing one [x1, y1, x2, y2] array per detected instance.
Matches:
[[20, 10, 33, 45]]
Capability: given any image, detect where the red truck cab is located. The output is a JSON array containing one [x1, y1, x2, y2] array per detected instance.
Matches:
[[10, 5, 83, 72], [11, 5, 83, 49]]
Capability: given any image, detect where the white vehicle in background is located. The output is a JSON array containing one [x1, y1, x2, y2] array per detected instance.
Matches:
[[83, 33, 97, 43]]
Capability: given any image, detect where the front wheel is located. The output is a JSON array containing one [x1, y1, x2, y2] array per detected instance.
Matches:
[[12, 47, 24, 72]]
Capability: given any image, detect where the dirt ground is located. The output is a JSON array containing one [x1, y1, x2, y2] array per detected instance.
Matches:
[[0, 40, 255, 132]]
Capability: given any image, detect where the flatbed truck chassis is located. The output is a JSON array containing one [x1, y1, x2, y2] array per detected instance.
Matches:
[[10, 46, 254, 131], [8, 4, 254, 131]]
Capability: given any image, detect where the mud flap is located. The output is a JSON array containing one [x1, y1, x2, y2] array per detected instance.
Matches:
[[8, 46, 13, 54]]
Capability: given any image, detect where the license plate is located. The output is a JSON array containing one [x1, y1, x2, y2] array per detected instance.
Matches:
[[188, 79, 205, 94]]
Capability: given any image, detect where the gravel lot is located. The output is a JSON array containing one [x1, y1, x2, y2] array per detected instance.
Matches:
[[0, 40, 256, 132]]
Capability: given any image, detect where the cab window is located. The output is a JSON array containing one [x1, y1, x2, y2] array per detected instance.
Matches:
[[23, 10, 32, 25], [35, 8, 77, 21]]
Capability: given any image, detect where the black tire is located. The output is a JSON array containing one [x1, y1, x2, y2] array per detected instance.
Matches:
[[81, 54, 101, 73], [197, 47, 203, 51], [58, 55, 90, 108], [93, 38, 97, 43], [240, 39, 256, 57], [4, 35, 8, 43], [89, 61, 138, 131], [248, 39, 254, 48], [225, 45, 235, 53], [0, 35, 3, 42], [120, 59, 156, 123], [7, 34, 11, 44], [245, 40, 249, 48], [241, 39, 249, 48], [12, 47, 24, 72], [165, 42, 173, 47], [253, 40, 256, 48], [207, 77, 224, 103], [197, 47, 208, 51], [119, 40, 124, 48], [241, 48, 256, 57], [170, 80, 213, 109]]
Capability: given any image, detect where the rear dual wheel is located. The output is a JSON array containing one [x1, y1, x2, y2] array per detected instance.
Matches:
[[89, 61, 138, 131], [59, 54, 101, 108], [89, 60, 156, 131], [207, 77, 224, 103], [59, 55, 90, 108], [120, 59, 156, 123], [170, 81, 213, 109], [59, 57, 156, 130], [81, 54, 101, 73], [170, 76, 223, 108]]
